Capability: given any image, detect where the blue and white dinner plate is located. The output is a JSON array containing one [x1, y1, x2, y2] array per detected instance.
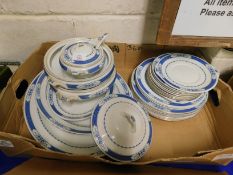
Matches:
[[131, 70, 208, 120], [35, 71, 92, 133], [39, 109, 96, 148], [154, 53, 219, 93], [91, 94, 152, 162], [47, 73, 131, 122], [113, 73, 133, 97], [23, 73, 101, 155], [149, 66, 202, 102], [150, 54, 202, 101], [134, 58, 206, 109], [44, 38, 115, 90], [47, 84, 112, 121], [36, 70, 133, 126]]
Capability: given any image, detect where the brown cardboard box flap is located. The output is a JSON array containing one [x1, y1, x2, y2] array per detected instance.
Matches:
[[0, 42, 233, 166]]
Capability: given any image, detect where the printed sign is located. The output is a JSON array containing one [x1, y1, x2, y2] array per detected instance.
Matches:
[[172, 0, 233, 37]]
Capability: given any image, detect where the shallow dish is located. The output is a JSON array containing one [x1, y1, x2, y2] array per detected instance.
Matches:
[[134, 58, 206, 109], [131, 70, 208, 121], [48, 85, 112, 121], [23, 73, 101, 155], [150, 55, 202, 100], [38, 71, 132, 126], [154, 53, 219, 93], [36, 71, 91, 132]]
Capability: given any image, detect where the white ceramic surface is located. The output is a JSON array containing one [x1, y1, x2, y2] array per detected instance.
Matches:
[[36, 71, 91, 131], [23, 73, 100, 155], [44, 38, 115, 90], [154, 53, 219, 93], [59, 38, 105, 76], [55, 68, 116, 101], [91, 94, 152, 162], [135, 58, 206, 108], [131, 69, 208, 121]]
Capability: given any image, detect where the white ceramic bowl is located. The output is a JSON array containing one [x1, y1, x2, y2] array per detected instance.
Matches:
[[44, 38, 115, 90], [54, 68, 117, 101]]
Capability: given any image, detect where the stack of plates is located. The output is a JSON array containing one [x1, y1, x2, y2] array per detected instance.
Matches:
[[131, 53, 219, 121], [23, 35, 135, 157]]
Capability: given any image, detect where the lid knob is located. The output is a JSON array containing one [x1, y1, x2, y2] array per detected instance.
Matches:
[[124, 112, 136, 133]]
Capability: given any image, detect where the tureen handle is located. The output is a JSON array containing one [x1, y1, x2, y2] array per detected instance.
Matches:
[[49, 80, 61, 88]]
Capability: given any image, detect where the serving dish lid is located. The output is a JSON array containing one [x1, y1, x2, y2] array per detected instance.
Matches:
[[91, 94, 152, 162], [61, 42, 102, 66], [58, 35, 107, 76]]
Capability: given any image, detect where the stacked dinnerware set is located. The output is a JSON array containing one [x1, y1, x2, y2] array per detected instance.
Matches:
[[23, 34, 153, 162], [131, 53, 219, 121]]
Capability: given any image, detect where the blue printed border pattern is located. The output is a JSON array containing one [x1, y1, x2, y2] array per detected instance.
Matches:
[[65, 65, 115, 90], [59, 58, 104, 75], [23, 73, 63, 152], [115, 73, 133, 97], [91, 94, 152, 162], [132, 69, 204, 114], [155, 53, 219, 92], [35, 72, 91, 134], [135, 57, 205, 107], [63, 42, 101, 65], [48, 79, 114, 121]]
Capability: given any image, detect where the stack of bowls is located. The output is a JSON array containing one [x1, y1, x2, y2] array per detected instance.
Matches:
[[23, 35, 135, 157], [131, 53, 219, 121]]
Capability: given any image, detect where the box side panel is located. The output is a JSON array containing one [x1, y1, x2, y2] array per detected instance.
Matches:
[[209, 81, 233, 148], [6, 157, 226, 175]]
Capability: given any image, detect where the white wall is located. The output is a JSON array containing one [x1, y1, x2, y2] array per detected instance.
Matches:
[[0, 0, 163, 62]]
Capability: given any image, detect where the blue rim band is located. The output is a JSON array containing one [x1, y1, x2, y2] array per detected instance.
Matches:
[[91, 94, 152, 161], [65, 65, 115, 90], [135, 57, 205, 107], [36, 72, 91, 134], [155, 54, 218, 92], [63, 42, 101, 65], [24, 75, 64, 152]]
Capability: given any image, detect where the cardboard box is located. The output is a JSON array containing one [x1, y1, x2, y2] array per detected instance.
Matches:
[[5, 157, 227, 175], [0, 42, 233, 168]]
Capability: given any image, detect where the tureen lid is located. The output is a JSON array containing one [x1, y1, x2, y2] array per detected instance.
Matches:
[[60, 42, 103, 66], [91, 94, 152, 162]]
